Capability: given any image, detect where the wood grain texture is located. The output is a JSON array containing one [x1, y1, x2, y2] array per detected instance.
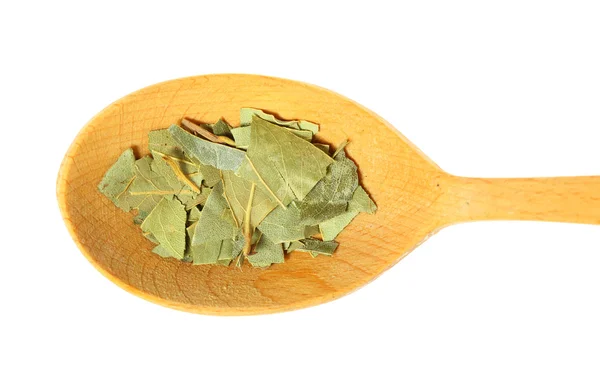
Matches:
[[437, 175, 600, 225], [57, 74, 600, 315]]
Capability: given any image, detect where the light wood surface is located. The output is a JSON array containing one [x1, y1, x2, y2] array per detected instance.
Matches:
[[56, 74, 600, 315]]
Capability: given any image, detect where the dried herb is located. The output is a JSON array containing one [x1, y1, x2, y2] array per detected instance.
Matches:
[[192, 182, 237, 244], [297, 149, 359, 225], [181, 118, 236, 147], [169, 124, 245, 171], [237, 116, 333, 207], [140, 196, 187, 259], [319, 186, 376, 241], [98, 108, 376, 268], [288, 239, 339, 256]]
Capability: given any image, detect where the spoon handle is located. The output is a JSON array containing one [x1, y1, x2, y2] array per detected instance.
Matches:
[[442, 175, 600, 225]]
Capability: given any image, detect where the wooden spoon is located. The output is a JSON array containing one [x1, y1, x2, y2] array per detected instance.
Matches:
[[57, 74, 600, 315]]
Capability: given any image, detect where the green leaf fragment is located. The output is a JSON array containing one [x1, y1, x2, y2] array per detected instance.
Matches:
[[286, 128, 313, 142], [99, 108, 376, 269], [148, 129, 196, 171], [98, 148, 137, 211], [231, 125, 313, 150], [140, 196, 187, 259], [149, 128, 221, 191], [125, 153, 197, 219], [181, 119, 236, 147], [129, 156, 175, 195], [192, 182, 237, 244], [198, 164, 221, 187], [332, 140, 349, 159], [258, 204, 317, 243], [180, 185, 211, 210], [221, 170, 278, 230], [182, 222, 197, 262], [187, 206, 201, 223], [297, 150, 359, 225], [319, 186, 377, 241], [304, 225, 320, 237], [231, 229, 246, 259], [240, 108, 319, 135], [237, 116, 333, 206], [230, 127, 251, 149], [191, 241, 222, 264], [169, 125, 245, 171], [288, 239, 338, 256], [313, 143, 330, 154], [149, 129, 187, 161], [349, 185, 377, 214], [210, 118, 233, 137], [152, 244, 177, 258], [318, 211, 359, 241], [247, 235, 284, 267], [219, 240, 234, 262], [144, 231, 159, 244]]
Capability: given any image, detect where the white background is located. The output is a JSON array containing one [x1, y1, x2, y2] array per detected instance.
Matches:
[[2, 1, 600, 374]]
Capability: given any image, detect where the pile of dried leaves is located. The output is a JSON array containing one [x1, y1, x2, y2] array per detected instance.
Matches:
[[98, 109, 376, 267]]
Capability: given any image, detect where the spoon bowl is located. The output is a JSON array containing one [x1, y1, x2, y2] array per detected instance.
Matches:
[[57, 74, 600, 315]]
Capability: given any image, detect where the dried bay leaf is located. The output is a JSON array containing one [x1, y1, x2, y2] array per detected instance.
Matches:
[[169, 125, 245, 171], [192, 182, 238, 244], [127, 154, 197, 219], [100, 108, 375, 269], [313, 143, 330, 154], [181, 119, 236, 147], [297, 150, 358, 225], [231, 229, 246, 260], [186, 221, 197, 239], [144, 231, 159, 244], [319, 186, 377, 241], [218, 239, 234, 265], [318, 211, 358, 242], [304, 225, 320, 237], [240, 108, 319, 135], [129, 156, 179, 196], [198, 164, 221, 187], [332, 140, 349, 159], [221, 170, 279, 256], [231, 126, 313, 149], [140, 196, 187, 259], [127, 160, 165, 217], [162, 156, 200, 193], [217, 259, 232, 266], [349, 185, 377, 214], [287, 128, 314, 142], [183, 222, 197, 262], [238, 116, 333, 207], [288, 239, 338, 256], [210, 118, 233, 137], [232, 128, 309, 150], [181, 187, 210, 210], [230, 126, 251, 149], [148, 129, 195, 171], [247, 235, 284, 267], [221, 170, 278, 230], [98, 148, 137, 211], [152, 244, 177, 258], [149, 129, 186, 159], [187, 236, 234, 267], [149, 129, 218, 189], [190, 241, 222, 265], [187, 206, 201, 223], [258, 204, 315, 243]]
